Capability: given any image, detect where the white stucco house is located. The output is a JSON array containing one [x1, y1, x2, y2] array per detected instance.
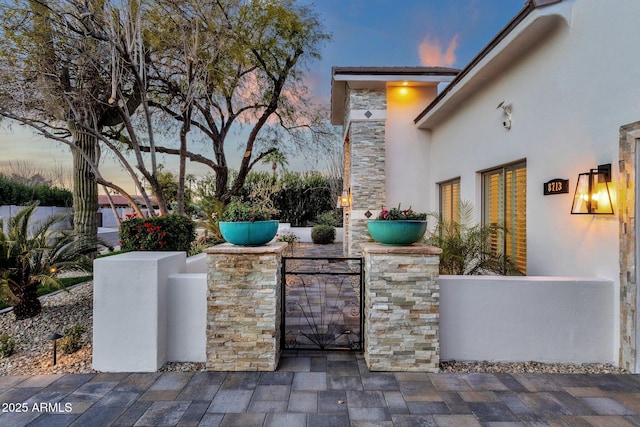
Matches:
[[332, 0, 640, 371]]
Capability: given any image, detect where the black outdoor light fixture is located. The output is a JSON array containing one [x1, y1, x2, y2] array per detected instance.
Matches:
[[570, 163, 614, 215], [48, 332, 63, 366]]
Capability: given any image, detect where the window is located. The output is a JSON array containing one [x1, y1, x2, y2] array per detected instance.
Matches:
[[482, 161, 526, 274], [439, 178, 460, 224]]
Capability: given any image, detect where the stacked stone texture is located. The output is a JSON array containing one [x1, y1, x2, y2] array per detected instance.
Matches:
[[347, 89, 387, 256], [619, 122, 640, 371], [205, 243, 286, 371], [362, 243, 442, 372]]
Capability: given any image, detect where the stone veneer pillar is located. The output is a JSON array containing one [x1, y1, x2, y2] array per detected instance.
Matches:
[[361, 243, 442, 372], [204, 242, 287, 371], [344, 89, 387, 257], [619, 121, 640, 372]]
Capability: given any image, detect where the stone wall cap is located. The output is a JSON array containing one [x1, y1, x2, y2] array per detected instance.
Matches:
[[204, 241, 288, 255], [360, 242, 443, 255]]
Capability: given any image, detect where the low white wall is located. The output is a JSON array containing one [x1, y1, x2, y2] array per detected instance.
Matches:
[[167, 273, 207, 362], [93, 251, 186, 372], [440, 276, 615, 364], [185, 253, 207, 274], [94, 251, 617, 371], [0, 205, 72, 232], [277, 225, 344, 243], [93, 251, 207, 372]]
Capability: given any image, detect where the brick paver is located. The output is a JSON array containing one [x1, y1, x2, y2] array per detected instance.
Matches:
[[0, 351, 639, 426]]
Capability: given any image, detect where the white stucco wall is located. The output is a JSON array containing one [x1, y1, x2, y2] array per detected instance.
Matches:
[[424, 0, 640, 278], [385, 85, 436, 214], [407, 0, 640, 360], [93, 251, 186, 372], [440, 276, 615, 363]]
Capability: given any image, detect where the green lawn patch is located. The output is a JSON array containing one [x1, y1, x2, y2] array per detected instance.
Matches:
[[0, 275, 93, 311]]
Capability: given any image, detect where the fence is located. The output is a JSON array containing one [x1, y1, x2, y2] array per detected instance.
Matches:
[[93, 250, 617, 371]]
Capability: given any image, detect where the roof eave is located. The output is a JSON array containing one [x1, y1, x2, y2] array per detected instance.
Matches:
[[415, 0, 571, 130], [331, 67, 459, 126]]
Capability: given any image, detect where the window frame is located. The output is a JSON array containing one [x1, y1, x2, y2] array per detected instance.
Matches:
[[481, 160, 527, 274], [438, 177, 461, 224]]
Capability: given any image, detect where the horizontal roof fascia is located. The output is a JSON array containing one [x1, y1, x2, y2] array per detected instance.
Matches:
[[331, 67, 459, 125]]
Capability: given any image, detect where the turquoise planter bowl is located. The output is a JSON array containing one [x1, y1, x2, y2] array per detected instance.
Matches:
[[367, 220, 427, 246], [219, 220, 279, 246]]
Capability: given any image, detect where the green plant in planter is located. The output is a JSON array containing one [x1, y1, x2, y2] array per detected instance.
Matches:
[[221, 198, 277, 222], [425, 200, 521, 275], [377, 204, 427, 220]]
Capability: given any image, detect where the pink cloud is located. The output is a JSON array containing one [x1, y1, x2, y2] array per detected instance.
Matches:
[[418, 35, 459, 67]]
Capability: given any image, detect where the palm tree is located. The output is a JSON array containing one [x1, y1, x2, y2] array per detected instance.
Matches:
[[0, 204, 96, 320], [262, 150, 289, 179], [425, 200, 521, 275]]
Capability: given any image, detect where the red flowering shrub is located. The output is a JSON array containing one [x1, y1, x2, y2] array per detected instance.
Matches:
[[119, 215, 195, 252]]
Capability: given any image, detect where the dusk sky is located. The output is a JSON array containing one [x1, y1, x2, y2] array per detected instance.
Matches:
[[1, 0, 526, 191]]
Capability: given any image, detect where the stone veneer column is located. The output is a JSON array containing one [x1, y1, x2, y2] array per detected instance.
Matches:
[[204, 242, 287, 371], [361, 243, 442, 372], [619, 121, 640, 372], [345, 89, 387, 257]]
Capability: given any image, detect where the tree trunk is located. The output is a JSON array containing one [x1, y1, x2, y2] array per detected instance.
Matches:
[[70, 124, 99, 239], [13, 284, 41, 320]]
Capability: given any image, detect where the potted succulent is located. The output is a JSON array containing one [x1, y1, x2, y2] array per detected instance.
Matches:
[[218, 198, 279, 246], [367, 204, 427, 245]]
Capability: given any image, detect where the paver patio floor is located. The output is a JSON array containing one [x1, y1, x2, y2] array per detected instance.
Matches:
[[1, 243, 637, 426], [1, 350, 640, 426]]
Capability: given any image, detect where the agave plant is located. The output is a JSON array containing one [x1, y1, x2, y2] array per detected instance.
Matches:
[[425, 200, 521, 275], [0, 204, 96, 320]]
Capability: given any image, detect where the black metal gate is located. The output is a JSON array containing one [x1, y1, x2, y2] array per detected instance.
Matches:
[[281, 256, 363, 351]]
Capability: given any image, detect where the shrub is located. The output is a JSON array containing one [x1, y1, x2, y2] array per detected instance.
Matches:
[[221, 198, 276, 222], [425, 200, 521, 275], [60, 324, 87, 355], [0, 174, 72, 206], [0, 334, 16, 358], [274, 172, 341, 226], [316, 211, 342, 227], [311, 224, 335, 244], [119, 215, 196, 252], [277, 231, 300, 256]]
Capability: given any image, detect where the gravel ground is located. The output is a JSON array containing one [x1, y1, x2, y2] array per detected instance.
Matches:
[[0, 282, 95, 376], [0, 281, 628, 376]]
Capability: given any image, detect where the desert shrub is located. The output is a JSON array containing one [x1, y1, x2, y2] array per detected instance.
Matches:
[[60, 324, 87, 355], [316, 211, 342, 227], [311, 224, 335, 244], [120, 215, 196, 252], [0, 334, 16, 358], [274, 172, 340, 226], [0, 174, 72, 206]]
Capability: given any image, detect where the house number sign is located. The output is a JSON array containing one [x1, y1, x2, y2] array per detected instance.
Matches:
[[543, 179, 569, 195]]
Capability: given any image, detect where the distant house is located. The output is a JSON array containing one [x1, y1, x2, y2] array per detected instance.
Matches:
[[332, 0, 640, 371], [97, 194, 159, 227]]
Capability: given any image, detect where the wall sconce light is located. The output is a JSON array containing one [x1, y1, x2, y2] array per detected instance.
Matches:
[[337, 189, 350, 208], [570, 163, 614, 214]]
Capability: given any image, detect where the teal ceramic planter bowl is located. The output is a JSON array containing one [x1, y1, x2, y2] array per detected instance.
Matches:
[[219, 220, 279, 246], [367, 220, 427, 246]]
